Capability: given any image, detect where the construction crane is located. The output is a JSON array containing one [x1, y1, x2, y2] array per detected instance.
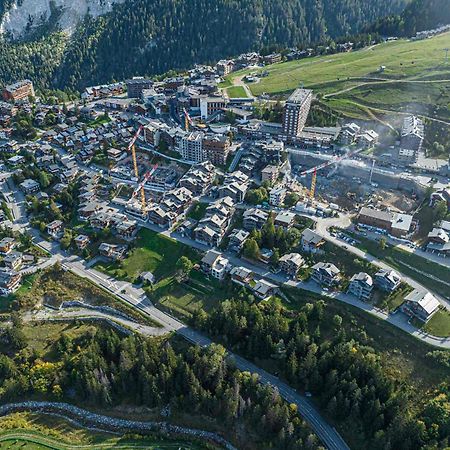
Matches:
[[298, 148, 364, 201], [131, 164, 159, 199], [309, 168, 317, 201], [183, 108, 194, 132], [127, 125, 146, 211]]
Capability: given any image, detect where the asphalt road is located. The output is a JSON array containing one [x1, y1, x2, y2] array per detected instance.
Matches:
[[27, 234, 350, 450]]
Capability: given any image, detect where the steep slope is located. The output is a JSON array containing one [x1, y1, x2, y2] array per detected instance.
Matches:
[[372, 0, 450, 36], [0, 0, 408, 90], [0, 0, 125, 38]]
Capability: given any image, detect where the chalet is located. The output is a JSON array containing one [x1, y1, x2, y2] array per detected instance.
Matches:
[[201, 250, 230, 281], [243, 209, 268, 231], [98, 243, 127, 260], [46, 220, 64, 238], [0, 270, 22, 296], [74, 234, 90, 250], [301, 229, 325, 254], [147, 206, 177, 229], [0, 237, 16, 255], [230, 266, 253, 286], [20, 179, 40, 194], [311, 262, 341, 287], [115, 220, 138, 239], [228, 229, 249, 252], [279, 253, 305, 278], [401, 290, 440, 322], [3, 251, 23, 270], [253, 279, 278, 300], [274, 211, 296, 229], [347, 272, 373, 301], [261, 165, 279, 184], [374, 269, 401, 292], [269, 186, 287, 206]]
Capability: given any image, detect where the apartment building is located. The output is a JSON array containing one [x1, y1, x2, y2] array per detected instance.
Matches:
[[401, 290, 440, 322], [282, 89, 313, 137], [374, 269, 401, 292], [203, 134, 230, 166], [261, 165, 279, 184], [178, 132, 206, 162], [311, 262, 341, 287], [243, 208, 269, 231], [279, 253, 305, 278], [347, 272, 373, 301], [2, 80, 34, 102], [269, 186, 287, 206], [126, 77, 153, 98]]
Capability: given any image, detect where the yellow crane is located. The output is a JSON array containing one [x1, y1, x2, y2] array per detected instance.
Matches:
[[127, 126, 146, 211], [309, 168, 317, 202]]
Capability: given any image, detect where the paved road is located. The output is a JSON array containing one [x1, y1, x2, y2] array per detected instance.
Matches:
[[315, 216, 450, 310], [27, 236, 349, 450]]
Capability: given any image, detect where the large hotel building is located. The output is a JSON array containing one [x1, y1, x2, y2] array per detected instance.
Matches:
[[282, 88, 313, 137]]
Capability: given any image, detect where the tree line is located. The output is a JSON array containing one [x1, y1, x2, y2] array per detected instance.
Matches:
[[192, 296, 450, 450], [0, 0, 408, 90], [0, 321, 324, 450]]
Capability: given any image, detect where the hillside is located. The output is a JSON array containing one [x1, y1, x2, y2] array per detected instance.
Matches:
[[226, 32, 450, 124], [372, 0, 450, 37], [0, 0, 408, 90]]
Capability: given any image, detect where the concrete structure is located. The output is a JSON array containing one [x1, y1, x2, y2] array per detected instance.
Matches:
[[282, 89, 312, 137]]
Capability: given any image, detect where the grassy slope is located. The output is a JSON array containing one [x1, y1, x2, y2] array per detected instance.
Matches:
[[229, 32, 450, 95], [226, 86, 248, 98], [0, 414, 209, 450], [226, 32, 450, 123], [95, 229, 199, 283]]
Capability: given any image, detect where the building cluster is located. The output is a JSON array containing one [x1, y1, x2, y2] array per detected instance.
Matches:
[[201, 250, 278, 301], [338, 122, 379, 148], [194, 197, 235, 247], [0, 236, 42, 296]]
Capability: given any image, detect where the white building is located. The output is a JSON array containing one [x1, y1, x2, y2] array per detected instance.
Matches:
[[269, 186, 287, 206], [347, 272, 373, 301], [178, 132, 206, 162]]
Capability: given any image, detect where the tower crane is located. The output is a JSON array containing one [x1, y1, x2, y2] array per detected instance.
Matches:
[[297, 147, 364, 201], [131, 164, 159, 199], [183, 108, 194, 132], [127, 125, 146, 211]]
